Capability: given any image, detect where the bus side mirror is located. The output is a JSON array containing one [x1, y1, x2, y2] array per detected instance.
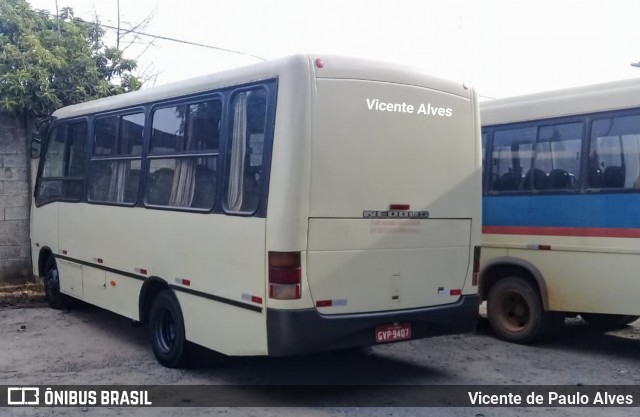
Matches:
[[30, 134, 42, 159]]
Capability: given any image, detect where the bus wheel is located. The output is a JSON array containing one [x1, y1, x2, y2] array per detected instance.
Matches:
[[43, 257, 70, 310], [581, 313, 639, 330], [149, 290, 189, 368], [487, 277, 550, 344]]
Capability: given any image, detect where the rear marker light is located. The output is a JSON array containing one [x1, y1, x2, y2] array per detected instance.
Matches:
[[242, 293, 264, 305], [450, 289, 462, 296], [315, 58, 324, 68], [538, 245, 551, 251], [110, 280, 117, 287], [94, 257, 104, 264], [62, 250, 68, 255], [137, 268, 148, 276], [175, 278, 191, 286], [268, 251, 302, 300], [389, 204, 410, 210], [316, 298, 347, 307]]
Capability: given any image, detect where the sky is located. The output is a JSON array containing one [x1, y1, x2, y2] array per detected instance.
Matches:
[[25, 0, 640, 99]]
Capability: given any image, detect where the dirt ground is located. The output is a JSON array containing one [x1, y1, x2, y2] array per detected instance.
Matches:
[[2, 296, 640, 416], [0, 282, 46, 308]]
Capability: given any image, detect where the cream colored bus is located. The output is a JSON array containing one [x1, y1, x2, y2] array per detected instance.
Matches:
[[480, 78, 640, 344], [31, 55, 481, 367]]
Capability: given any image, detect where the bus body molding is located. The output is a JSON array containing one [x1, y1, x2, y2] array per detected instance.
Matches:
[[363, 210, 430, 219]]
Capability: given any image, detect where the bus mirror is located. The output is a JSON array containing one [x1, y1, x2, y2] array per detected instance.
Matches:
[[30, 135, 42, 159]]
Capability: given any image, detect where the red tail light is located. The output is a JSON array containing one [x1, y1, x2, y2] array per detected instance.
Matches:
[[269, 251, 301, 300], [472, 246, 481, 286]]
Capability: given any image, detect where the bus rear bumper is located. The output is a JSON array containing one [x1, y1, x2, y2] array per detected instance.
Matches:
[[266, 294, 479, 357]]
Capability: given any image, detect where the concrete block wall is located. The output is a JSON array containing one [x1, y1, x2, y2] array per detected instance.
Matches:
[[0, 113, 33, 284]]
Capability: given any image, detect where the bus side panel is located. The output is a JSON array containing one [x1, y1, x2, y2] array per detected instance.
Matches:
[[483, 192, 640, 316], [484, 234, 640, 315], [509, 248, 639, 315], [57, 204, 268, 355], [179, 292, 267, 356], [82, 267, 144, 318]]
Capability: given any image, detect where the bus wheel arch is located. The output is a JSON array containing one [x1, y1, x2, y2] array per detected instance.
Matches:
[[38, 247, 54, 277], [149, 289, 189, 368], [138, 277, 171, 324], [139, 278, 190, 368], [39, 249, 70, 309], [480, 258, 549, 310], [481, 259, 561, 343]]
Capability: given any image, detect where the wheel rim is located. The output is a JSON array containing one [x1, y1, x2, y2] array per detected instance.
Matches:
[[494, 289, 530, 333], [155, 309, 176, 354], [45, 266, 60, 298]]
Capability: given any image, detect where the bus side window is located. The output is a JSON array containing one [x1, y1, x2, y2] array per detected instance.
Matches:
[[535, 122, 583, 191], [589, 115, 640, 190], [88, 113, 144, 205], [36, 121, 87, 206], [489, 127, 535, 192], [145, 99, 220, 210], [224, 88, 268, 214]]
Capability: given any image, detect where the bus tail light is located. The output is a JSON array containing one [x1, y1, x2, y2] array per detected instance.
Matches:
[[472, 246, 481, 286], [269, 252, 301, 300]]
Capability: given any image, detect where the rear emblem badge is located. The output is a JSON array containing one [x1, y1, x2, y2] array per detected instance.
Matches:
[[363, 210, 429, 219]]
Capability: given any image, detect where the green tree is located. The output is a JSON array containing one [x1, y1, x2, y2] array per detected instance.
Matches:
[[0, 0, 142, 120]]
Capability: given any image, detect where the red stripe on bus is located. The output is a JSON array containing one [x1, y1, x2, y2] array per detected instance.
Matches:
[[483, 226, 640, 238]]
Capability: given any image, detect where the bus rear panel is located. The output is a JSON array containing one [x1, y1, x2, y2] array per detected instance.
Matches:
[[267, 59, 481, 355]]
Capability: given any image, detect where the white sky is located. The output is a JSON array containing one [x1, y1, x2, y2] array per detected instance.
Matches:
[[26, 0, 640, 98]]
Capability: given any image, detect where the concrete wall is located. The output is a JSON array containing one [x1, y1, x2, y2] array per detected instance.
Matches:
[[0, 113, 33, 284]]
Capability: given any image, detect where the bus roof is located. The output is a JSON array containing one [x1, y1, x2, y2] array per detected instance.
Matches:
[[481, 78, 640, 127], [53, 54, 471, 120]]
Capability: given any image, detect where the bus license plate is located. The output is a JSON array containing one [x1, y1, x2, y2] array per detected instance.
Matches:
[[375, 323, 411, 343]]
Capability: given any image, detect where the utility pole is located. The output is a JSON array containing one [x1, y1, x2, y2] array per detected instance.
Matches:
[[55, 0, 60, 34], [116, 0, 121, 50]]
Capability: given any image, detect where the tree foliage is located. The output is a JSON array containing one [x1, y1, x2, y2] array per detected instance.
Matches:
[[0, 0, 142, 118]]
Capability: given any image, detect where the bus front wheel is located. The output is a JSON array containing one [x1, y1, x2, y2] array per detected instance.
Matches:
[[487, 277, 560, 344], [149, 290, 189, 368], [43, 257, 70, 310]]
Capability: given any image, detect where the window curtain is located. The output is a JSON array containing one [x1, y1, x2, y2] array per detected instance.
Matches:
[[169, 108, 197, 207], [227, 93, 248, 211], [169, 159, 196, 206], [108, 161, 128, 202], [108, 119, 128, 203]]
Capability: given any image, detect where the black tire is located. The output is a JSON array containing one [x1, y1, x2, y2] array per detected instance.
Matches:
[[149, 290, 189, 368], [487, 277, 560, 344], [580, 313, 639, 330], [42, 257, 70, 310]]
